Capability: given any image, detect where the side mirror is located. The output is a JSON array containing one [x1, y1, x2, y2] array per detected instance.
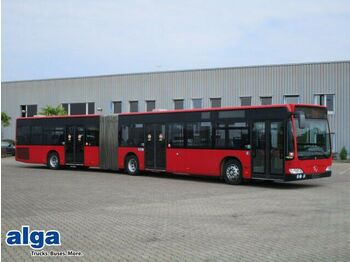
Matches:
[[295, 111, 306, 129]]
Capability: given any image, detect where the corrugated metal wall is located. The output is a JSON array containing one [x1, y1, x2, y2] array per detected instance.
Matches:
[[2, 61, 350, 154]]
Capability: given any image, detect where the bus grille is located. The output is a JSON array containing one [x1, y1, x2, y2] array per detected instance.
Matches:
[[16, 148, 29, 160]]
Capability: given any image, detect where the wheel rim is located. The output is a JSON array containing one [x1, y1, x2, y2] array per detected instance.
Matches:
[[50, 155, 58, 167], [128, 159, 137, 173], [226, 164, 240, 181]]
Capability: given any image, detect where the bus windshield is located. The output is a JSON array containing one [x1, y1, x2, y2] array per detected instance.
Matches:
[[295, 117, 331, 159]]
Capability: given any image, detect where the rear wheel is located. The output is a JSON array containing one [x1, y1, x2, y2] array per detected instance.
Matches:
[[222, 159, 243, 185], [125, 155, 139, 175], [47, 152, 60, 170]]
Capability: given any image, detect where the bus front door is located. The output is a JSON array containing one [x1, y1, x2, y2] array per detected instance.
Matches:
[[65, 126, 85, 165], [145, 124, 166, 170], [252, 121, 284, 179]]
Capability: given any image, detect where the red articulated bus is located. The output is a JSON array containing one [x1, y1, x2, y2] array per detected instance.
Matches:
[[16, 104, 332, 185]]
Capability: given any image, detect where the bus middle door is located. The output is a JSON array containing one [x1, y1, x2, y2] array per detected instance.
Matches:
[[65, 126, 85, 165], [145, 124, 166, 170]]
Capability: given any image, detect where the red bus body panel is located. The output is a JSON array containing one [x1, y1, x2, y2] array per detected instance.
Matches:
[[166, 148, 251, 178], [84, 146, 100, 167], [16, 145, 65, 165], [118, 147, 145, 170], [119, 147, 251, 178]]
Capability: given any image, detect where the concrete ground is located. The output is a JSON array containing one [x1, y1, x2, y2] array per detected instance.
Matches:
[[1, 157, 350, 261]]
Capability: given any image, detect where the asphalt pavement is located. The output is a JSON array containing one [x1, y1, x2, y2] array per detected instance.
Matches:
[[1, 157, 350, 261]]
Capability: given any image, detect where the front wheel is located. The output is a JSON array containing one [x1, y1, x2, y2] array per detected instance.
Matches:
[[125, 155, 139, 175], [47, 152, 60, 170], [222, 160, 243, 185]]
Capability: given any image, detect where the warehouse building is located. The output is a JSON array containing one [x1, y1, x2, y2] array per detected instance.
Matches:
[[1, 61, 349, 156]]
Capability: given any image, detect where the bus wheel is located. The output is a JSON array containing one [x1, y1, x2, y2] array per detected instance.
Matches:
[[126, 155, 139, 175], [222, 159, 242, 185], [47, 152, 60, 170]]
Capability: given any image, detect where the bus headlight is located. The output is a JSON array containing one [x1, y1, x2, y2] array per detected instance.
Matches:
[[326, 166, 332, 172], [289, 168, 304, 174]]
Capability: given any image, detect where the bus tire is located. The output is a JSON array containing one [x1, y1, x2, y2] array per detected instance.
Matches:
[[47, 152, 60, 170], [125, 155, 139, 175], [222, 159, 243, 185]]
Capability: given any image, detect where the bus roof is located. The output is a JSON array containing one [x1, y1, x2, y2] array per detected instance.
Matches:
[[16, 104, 327, 120], [119, 104, 326, 116]]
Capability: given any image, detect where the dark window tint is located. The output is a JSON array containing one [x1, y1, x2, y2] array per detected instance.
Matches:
[[261, 97, 272, 105], [86, 128, 99, 146], [31, 126, 43, 144], [174, 99, 184, 110], [44, 127, 65, 145], [17, 126, 30, 145], [146, 101, 156, 112], [218, 110, 245, 119], [215, 124, 226, 148], [130, 101, 138, 112], [210, 98, 221, 108], [240, 97, 251, 106], [113, 101, 122, 114], [214, 122, 249, 149], [168, 123, 184, 147], [70, 103, 86, 115], [120, 124, 144, 146], [186, 122, 212, 147], [88, 103, 95, 114], [27, 105, 37, 117], [201, 112, 210, 120], [228, 129, 249, 149], [296, 106, 327, 119]]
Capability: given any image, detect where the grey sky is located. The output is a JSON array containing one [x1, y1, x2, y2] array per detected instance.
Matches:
[[2, 0, 350, 81]]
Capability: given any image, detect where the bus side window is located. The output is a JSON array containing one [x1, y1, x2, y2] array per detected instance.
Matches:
[[86, 129, 99, 146], [215, 123, 226, 148], [168, 123, 184, 147], [120, 125, 129, 146], [186, 122, 212, 148], [17, 126, 31, 145], [120, 124, 143, 147], [227, 122, 249, 149], [31, 126, 43, 145], [45, 127, 65, 145]]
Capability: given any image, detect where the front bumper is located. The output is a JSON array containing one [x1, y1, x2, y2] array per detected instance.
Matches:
[[284, 171, 332, 181]]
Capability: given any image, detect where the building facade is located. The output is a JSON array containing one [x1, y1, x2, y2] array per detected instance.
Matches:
[[2, 61, 350, 155]]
